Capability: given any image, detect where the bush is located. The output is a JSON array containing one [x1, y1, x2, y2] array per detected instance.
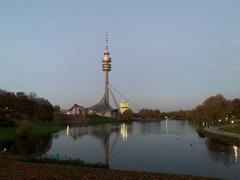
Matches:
[[0, 118, 15, 127], [122, 109, 134, 121], [54, 112, 68, 125], [17, 120, 33, 136]]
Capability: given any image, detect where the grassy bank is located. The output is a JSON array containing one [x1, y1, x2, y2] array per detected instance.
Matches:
[[223, 126, 240, 134], [0, 127, 18, 143], [1, 154, 108, 169], [196, 127, 240, 146], [0, 121, 64, 143], [19, 156, 108, 169], [31, 121, 64, 136], [0, 116, 120, 143], [86, 115, 119, 126], [0, 155, 216, 180]]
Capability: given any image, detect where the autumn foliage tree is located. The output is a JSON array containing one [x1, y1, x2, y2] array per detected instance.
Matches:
[[186, 94, 240, 124], [122, 108, 134, 121], [0, 89, 54, 126], [139, 109, 161, 120]]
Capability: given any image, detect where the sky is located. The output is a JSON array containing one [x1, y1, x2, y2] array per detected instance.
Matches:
[[0, 0, 240, 112]]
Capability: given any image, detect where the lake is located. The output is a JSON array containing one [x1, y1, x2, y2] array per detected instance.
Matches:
[[1, 120, 239, 180]]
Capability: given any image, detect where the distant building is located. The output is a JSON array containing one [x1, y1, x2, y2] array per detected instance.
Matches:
[[67, 104, 86, 119], [119, 100, 129, 114]]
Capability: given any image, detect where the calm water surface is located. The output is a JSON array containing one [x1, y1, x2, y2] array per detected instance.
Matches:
[[1, 120, 239, 179]]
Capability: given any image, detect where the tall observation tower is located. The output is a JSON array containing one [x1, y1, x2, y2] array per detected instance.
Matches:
[[88, 33, 119, 118], [102, 32, 111, 105]]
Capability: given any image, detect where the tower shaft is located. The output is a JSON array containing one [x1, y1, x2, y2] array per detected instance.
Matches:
[[104, 71, 109, 104], [88, 33, 115, 116], [102, 32, 111, 105]]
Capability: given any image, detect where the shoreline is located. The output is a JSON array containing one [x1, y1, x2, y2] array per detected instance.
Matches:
[[0, 121, 64, 143], [196, 126, 240, 146], [0, 155, 217, 180]]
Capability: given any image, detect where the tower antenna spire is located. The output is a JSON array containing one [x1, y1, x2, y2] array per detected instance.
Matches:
[[105, 32, 109, 53]]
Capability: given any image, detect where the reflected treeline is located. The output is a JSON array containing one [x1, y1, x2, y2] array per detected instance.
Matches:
[[138, 120, 197, 135], [206, 139, 239, 165], [0, 135, 52, 155], [139, 122, 162, 135]]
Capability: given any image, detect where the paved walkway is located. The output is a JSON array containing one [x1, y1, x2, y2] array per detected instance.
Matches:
[[204, 127, 240, 140]]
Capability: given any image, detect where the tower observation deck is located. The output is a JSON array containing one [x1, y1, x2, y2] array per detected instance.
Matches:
[[102, 32, 111, 104], [88, 33, 119, 118]]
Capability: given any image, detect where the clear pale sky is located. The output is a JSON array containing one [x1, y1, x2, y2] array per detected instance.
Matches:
[[0, 0, 240, 112]]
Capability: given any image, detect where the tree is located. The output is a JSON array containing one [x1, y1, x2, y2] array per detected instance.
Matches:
[[230, 98, 240, 118], [139, 108, 160, 119], [202, 94, 228, 122], [0, 89, 55, 126], [54, 105, 61, 112], [17, 120, 33, 137], [122, 109, 134, 121], [153, 109, 161, 119], [37, 99, 54, 123], [28, 92, 38, 99], [139, 109, 148, 119], [193, 105, 205, 122]]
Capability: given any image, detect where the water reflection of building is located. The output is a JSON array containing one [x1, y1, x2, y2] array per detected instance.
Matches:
[[120, 123, 128, 141], [65, 124, 131, 164], [67, 126, 89, 140]]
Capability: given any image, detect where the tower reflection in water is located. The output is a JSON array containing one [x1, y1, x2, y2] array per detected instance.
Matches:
[[65, 123, 130, 165]]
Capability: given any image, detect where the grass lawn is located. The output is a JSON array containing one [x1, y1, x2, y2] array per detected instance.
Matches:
[[0, 127, 18, 143], [0, 121, 64, 143], [31, 121, 64, 136]]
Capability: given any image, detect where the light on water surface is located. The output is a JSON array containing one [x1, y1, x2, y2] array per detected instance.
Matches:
[[233, 146, 238, 163], [120, 123, 128, 141], [1, 121, 240, 180]]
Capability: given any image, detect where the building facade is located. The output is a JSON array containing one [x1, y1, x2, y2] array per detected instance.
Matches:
[[119, 100, 129, 114], [67, 104, 86, 119]]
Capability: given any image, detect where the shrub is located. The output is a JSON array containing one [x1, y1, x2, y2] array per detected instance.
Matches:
[[0, 118, 15, 127], [17, 120, 33, 136], [122, 109, 134, 121], [54, 112, 68, 125]]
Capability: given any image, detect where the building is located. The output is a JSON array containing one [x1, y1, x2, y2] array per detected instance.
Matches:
[[67, 104, 86, 119], [119, 100, 129, 114], [88, 33, 120, 118]]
